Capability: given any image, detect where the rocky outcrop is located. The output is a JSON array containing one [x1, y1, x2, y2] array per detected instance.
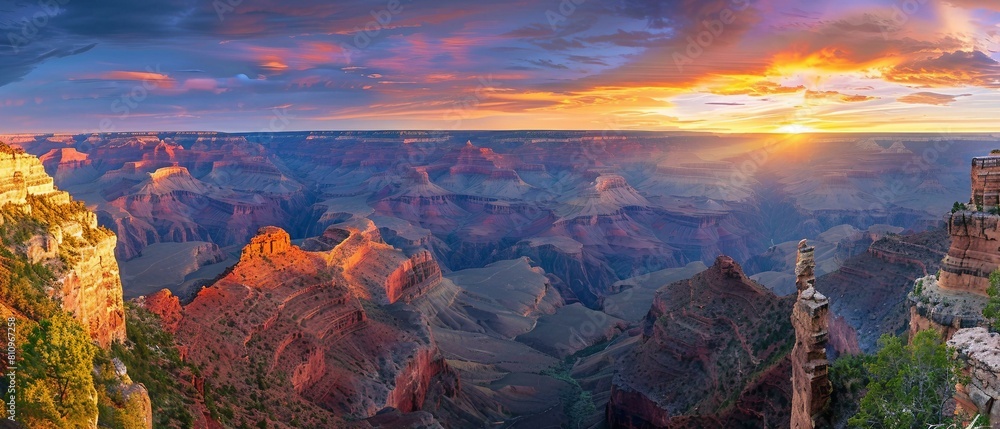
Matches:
[[59, 229, 127, 348], [906, 154, 1000, 339], [947, 328, 1000, 427], [795, 239, 816, 292], [938, 212, 1000, 296], [909, 274, 986, 340], [971, 156, 1000, 207], [164, 226, 485, 427], [140, 289, 183, 333], [790, 240, 832, 429], [385, 251, 442, 304], [240, 225, 291, 262], [606, 256, 795, 428], [105, 358, 154, 429], [0, 144, 125, 347]]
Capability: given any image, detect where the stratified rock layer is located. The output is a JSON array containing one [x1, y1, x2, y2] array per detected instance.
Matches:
[[0, 145, 125, 347], [938, 212, 1000, 296], [908, 154, 1000, 340], [971, 156, 1000, 207], [158, 226, 491, 427], [790, 240, 832, 429]]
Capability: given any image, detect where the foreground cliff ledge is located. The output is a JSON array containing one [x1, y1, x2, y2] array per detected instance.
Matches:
[[948, 328, 1000, 426]]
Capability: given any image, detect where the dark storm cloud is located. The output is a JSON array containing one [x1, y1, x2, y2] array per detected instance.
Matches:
[[50, 0, 204, 39]]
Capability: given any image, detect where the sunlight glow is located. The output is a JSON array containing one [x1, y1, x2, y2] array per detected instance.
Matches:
[[776, 124, 818, 134]]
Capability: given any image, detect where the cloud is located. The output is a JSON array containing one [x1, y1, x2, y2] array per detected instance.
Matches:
[[524, 59, 569, 70], [804, 90, 877, 103], [0, 43, 97, 87], [883, 51, 1000, 88], [710, 80, 805, 96], [942, 0, 1000, 12], [897, 92, 972, 105], [579, 30, 671, 48]]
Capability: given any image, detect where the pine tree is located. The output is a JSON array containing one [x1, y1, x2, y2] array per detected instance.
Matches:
[[848, 330, 961, 429], [21, 312, 98, 428], [982, 269, 1000, 331]]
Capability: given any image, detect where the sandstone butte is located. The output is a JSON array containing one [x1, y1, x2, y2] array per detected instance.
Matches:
[[143, 222, 496, 427], [909, 153, 1000, 425]]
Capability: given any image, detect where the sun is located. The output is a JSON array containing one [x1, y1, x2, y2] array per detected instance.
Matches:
[[775, 124, 818, 134]]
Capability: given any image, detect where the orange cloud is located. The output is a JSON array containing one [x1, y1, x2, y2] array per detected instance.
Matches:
[[81, 71, 176, 88], [708, 79, 805, 96], [804, 90, 877, 103]]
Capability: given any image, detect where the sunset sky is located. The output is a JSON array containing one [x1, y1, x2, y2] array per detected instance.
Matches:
[[2, 0, 999, 133]]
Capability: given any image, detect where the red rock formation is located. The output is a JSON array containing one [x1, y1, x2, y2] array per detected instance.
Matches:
[[385, 250, 442, 303], [606, 256, 795, 428], [938, 212, 1000, 295], [790, 240, 832, 429], [947, 328, 1000, 425], [795, 239, 816, 292], [971, 155, 1000, 207], [907, 154, 1000, 341], [240, 226, 291, 262], [165, 226, 476, 427], [141, 289, 183, 333]]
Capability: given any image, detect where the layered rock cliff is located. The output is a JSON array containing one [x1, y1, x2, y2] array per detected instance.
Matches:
[[606, 256, 795, 428], [909, 154, 1000, 426], [907, 155, 1000, 339], [0, 142, 149, 428], [0, 144, 125, 347]]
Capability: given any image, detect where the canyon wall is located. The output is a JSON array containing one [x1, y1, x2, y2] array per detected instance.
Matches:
[[910, 154, 1000, 425], [938, 212, 1000, 296], [0, 144, 125, 347], [907, 155, 1000, 340], [971, 156, 1000, 207]]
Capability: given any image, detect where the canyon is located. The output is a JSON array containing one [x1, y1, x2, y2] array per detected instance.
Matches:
[[3, 132, 999, 428], [3, 132, 984, 305]]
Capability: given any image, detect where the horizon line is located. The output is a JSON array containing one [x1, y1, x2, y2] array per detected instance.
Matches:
[[2, 129, 999, 136]]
